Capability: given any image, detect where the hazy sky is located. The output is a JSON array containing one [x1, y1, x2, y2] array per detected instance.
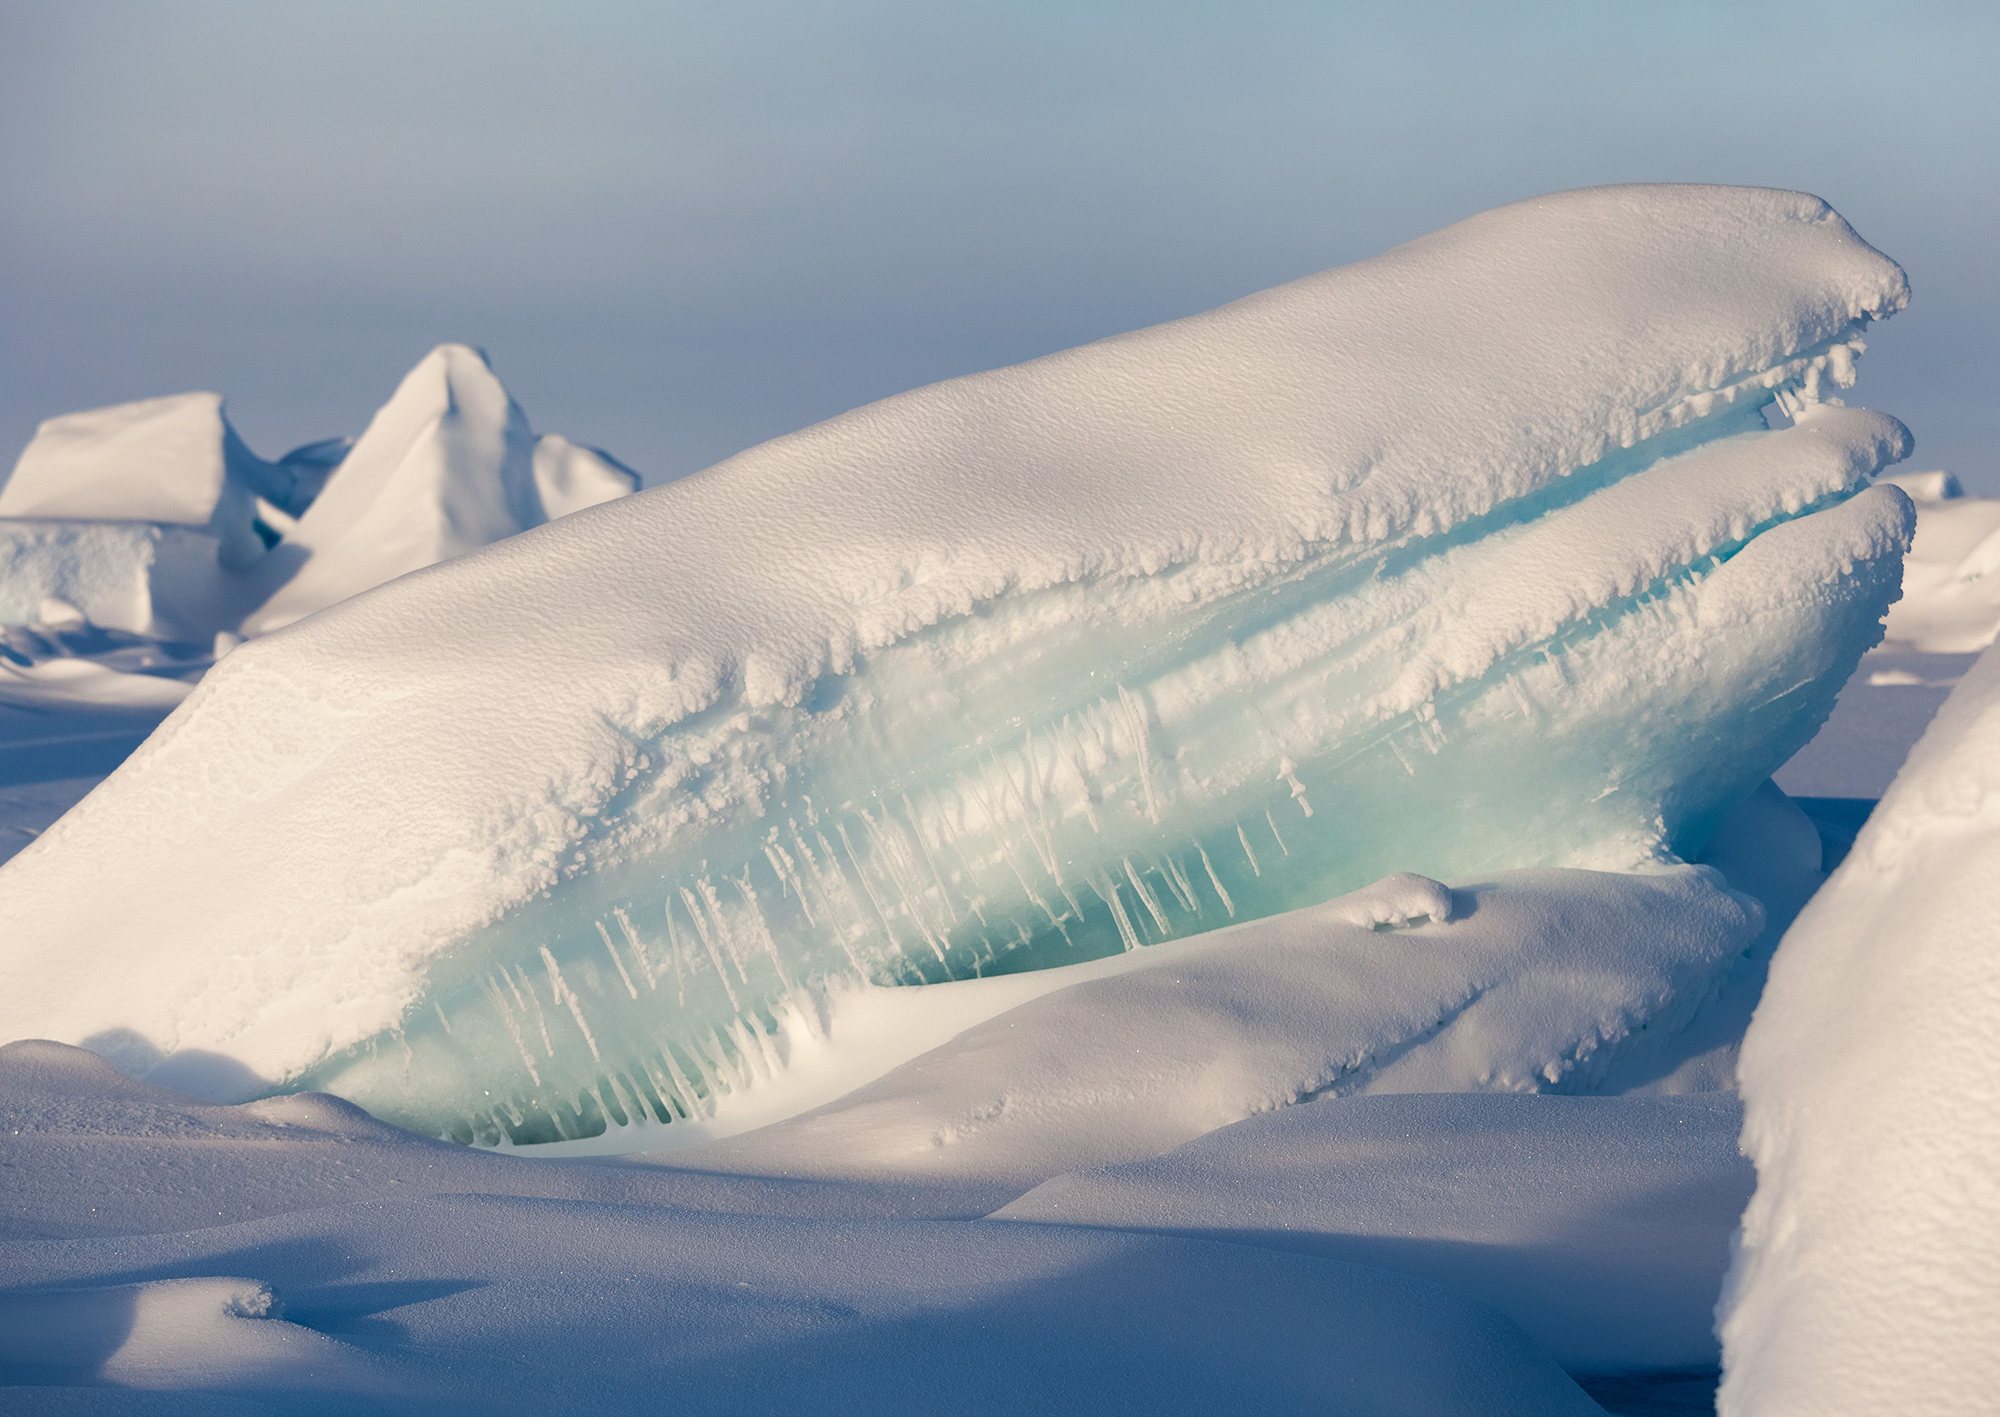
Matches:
[[3, 1, 1995, 487]]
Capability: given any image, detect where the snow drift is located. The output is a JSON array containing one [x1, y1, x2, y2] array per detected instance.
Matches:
[[0, 185, 1913, 1142], [0, 1042, 1605, 1417], [1720, 642, 2000, 1415]]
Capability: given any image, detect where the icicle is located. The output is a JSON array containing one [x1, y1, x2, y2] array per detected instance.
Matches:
[[679, 886, 743, 1012], [1123, 856, 1171, 934], [594, 920, 640, 999], [1091, 870, 1143, 952], [1116, 684, 1162, 824], [613, 906, 658, 990], [1236, 820, 1262, 877], [540, 946, 602, 1062]]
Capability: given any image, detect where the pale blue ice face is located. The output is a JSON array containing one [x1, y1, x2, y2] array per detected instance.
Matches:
[[297, 395, 1911, 1144]]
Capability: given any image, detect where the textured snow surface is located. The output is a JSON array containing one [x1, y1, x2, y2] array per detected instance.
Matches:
[[1720, 644, 2000, 1416], [0, 186, 1913, 1139], [0, 1042, 1607, 1416], [994, 1090, 1752, 1371], [0, 521, 262, 644]]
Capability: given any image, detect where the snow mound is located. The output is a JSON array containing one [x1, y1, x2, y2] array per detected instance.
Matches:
[[1720, 642, 2000, 1415], [656, 867, 1758, 1184], [0, 186, 1911, 1140], [995, 1090, 1753, 1372], [533, 433, 641, 520]]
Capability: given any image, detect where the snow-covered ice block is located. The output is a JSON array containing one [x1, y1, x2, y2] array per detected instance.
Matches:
[[1877, 468, 1961, 503], [0, 391, 277, 574], [0, 519, 260, 641], [0, 186, 1913, 1141], [1719, 643, 2000, 1416], [994, 1091, 1753, 1372], [1, 521, 163, 634], [242, 344, 636, 634]]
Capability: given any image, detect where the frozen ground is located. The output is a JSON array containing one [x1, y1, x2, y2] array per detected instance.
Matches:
[[1, 186, 1992, 1414]]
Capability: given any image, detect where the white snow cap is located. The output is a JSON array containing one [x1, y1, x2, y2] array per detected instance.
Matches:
[[0, 186, 1914, 1112], [242, 344, 638, 633], [243, 345, 540, 633], [0, 392, 268, 572], [1721, 643, 2000, 1416], [1, 392, 237, 527]]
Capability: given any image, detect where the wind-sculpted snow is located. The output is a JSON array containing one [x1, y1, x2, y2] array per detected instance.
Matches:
[[1720, 643, 2000, 1416], [0, 185, 1914, 1144]]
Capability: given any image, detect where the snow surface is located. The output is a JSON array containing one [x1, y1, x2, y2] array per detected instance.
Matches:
[[1720, 641, 2000, 1415], [993, 1090, 1752, 1371], [0, 187, 1916, 1145], [0, 1043, 1607, 1416]]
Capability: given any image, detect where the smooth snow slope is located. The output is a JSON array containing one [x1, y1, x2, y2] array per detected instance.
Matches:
[[1719, 644, 2000, 1415], [0, 186, 1911, 1138]]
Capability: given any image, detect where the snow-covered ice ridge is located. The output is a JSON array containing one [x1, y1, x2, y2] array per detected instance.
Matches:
[[0, 185, 1914, 1144], [0, 344, 637, 650]]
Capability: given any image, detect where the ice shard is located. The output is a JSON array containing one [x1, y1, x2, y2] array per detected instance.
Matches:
[[0, 186, 1915, 1143]]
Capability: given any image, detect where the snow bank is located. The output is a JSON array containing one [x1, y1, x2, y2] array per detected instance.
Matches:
[[0, 186, 1912, 1139], [1720, 644, 2000, 1415], [995, 1090, 1752, 1371]]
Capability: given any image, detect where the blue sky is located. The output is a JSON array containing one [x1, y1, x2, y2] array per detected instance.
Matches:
[[3, 1, 1995, 486]]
